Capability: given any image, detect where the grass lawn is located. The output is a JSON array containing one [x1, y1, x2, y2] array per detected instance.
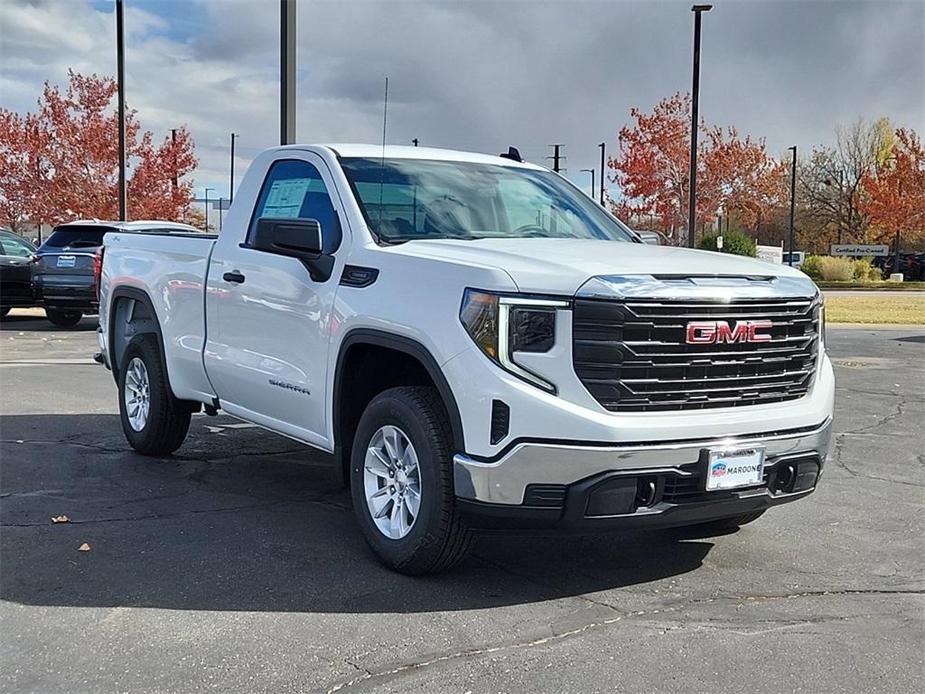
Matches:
[[826, 294, 925, 324]]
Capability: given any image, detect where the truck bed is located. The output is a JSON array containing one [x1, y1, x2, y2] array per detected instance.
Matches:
[[101, 232, 217, 402]]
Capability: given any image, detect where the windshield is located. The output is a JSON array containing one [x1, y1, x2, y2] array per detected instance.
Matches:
[[339, 157, 636, 243], [42, 225, 113, 249]]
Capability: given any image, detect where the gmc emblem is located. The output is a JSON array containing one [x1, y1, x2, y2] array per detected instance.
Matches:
[[686, 320, 773, 344]]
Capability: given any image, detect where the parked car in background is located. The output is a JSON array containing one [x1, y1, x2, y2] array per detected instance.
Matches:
[[876, 252, 925, 281], [0, 229, 37, 317], [782, 251, 806, 268], [634, 229, 669, 245], [33, 220, 203, 327]]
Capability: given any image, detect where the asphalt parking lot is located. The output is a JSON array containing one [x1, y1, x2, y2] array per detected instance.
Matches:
[[1, 310, 923, 693]]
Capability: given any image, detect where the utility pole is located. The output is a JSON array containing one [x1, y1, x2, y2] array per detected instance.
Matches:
[[218, 198, 224, 232], [204, 187, 213, 232], [170, 128, 178, 191], [230, 133, 238, 203], [687, 4, 712, 248], [280, 0, 296, 145], [598, 141, 606, 205], [893, 178, 902, 277], [580, 168, 595, 199], [548, 144, 565, 173], [787, 145, 797, 266], [116, 0, 127, 221]]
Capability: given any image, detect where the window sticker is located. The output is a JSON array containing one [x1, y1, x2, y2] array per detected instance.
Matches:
[[263, 178, 313, 218]]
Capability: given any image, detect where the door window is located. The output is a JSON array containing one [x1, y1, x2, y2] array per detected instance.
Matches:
[[0, 236, 35, 257], [248, 159, 342, 252]]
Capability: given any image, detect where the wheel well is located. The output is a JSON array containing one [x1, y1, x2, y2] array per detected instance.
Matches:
[[110, 293, 161, 379], [335, 341, 460, 479]]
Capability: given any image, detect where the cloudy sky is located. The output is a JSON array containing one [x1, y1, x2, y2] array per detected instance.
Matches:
[[2, 0, 923, 201]]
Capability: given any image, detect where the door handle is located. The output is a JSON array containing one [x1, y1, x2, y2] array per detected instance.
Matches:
[[223, 270, 246, 284]]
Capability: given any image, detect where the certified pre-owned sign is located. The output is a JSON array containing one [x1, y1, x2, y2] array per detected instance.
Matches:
[[830, 244, 890, 257]]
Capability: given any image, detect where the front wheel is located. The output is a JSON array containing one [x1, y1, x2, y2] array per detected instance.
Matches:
[[45, 308, 82, 327], [350, 386, 472, 575], [118, 334, 191, 456]]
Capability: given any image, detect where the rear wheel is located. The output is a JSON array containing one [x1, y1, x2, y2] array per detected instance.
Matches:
[[45, 308, 82, 327], [118, 334, 191, 456], [350, 386, 472, 574]]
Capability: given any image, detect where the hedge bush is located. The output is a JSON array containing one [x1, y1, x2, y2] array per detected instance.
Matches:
[[853, 258, 883, 282], [803, 256, 883, 282], [801, 255, 825, 280], [698, 229, 756, 257]]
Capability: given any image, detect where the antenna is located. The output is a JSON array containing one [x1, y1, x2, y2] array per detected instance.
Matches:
[[378, 76, 389, 226]]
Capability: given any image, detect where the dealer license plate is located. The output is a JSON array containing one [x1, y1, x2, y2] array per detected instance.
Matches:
[[705, 446, 765, 491], [56, 255, 76, 268]]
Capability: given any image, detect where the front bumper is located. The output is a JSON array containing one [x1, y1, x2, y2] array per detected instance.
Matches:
[[454, 418, 832, 530]]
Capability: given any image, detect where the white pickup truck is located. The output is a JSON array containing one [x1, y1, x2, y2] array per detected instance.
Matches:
[[98, 144, 834, 574]]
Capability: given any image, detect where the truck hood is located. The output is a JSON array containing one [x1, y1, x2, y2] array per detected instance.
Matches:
[[392, 238, 813, 296]]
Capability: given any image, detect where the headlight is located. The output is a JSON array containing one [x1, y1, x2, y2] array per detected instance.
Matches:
[[460, 289, 567, 392]]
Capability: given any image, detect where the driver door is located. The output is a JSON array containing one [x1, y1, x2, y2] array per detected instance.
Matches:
[[204, 153, 345, 448]]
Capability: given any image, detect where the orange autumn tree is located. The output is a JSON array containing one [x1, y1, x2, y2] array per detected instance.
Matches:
[[0, 70, 198, 230], [860, 127, 925, 249], [609, 92, 784, 243]]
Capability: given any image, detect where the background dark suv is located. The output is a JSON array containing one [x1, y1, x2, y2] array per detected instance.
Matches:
[[33, 220, 202, 327]]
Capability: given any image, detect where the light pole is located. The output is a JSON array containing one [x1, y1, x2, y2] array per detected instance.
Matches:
[[170, 128, 178, 191], [598, 142, 606, 205], [280, 0, 296, 145], [116, 0, 127, 220], [787, 146, 797, 266], [204, 187, 214, 232], [687, 4, 712, 248], [230, 133, 238, 204], [580, 168, 595, 199]]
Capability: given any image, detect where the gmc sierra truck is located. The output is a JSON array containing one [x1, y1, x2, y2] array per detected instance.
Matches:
[[98, 144, 834, 574]]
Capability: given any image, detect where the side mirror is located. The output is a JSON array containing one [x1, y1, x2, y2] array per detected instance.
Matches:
[[250, 217, 334, 282], [253, 217, 323, 257]]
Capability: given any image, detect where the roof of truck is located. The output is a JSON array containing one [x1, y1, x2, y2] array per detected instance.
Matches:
[[278, 143, 546, 169]]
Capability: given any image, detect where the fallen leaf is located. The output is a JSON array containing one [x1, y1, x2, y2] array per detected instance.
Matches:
[[51, 515, 70, 524], [78, 543, 91, 552]]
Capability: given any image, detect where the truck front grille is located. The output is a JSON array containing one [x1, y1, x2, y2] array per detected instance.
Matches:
[[572, 297, 820, 411]]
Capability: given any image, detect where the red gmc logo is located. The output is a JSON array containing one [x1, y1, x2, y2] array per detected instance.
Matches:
[[686, 320, 774, 344]]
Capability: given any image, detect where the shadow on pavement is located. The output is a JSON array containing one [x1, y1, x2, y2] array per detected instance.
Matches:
[[1, 414, 715, 614], [0, 311, 98, 332]]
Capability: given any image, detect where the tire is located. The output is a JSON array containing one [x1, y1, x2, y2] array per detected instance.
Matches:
[[118, 334, 191, 456], [45, 308, 82, 327], [350, 386, 472, 575]]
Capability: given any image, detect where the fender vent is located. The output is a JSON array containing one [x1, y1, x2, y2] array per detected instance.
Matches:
[[490, 400, 510, 445]]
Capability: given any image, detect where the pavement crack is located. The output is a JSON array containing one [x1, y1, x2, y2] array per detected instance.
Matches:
[[323, 588, 922, 693]]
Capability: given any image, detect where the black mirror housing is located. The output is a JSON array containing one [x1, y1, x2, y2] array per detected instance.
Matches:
[[251, 217, 334, 282], [253, 217, 323, 256]]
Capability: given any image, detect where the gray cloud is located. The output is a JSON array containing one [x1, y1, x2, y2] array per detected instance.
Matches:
[[1, 0, 922, 197]]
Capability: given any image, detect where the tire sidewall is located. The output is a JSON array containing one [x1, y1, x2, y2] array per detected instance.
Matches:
[[45, 308, 82, 327], [350, 390, 450, 568], [118, 335, 166, 452]]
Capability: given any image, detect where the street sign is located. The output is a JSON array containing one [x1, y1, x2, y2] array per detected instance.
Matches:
[[830, 244, 889, 257], [756, 244, 783, 264]]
